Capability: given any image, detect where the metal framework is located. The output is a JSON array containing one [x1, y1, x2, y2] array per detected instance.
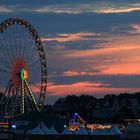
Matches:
[[0, 18, 47, 118]]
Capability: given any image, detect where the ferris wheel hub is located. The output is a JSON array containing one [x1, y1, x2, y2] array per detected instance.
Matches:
[[11, 58, 27, 87], [20, 69, 28, 80]]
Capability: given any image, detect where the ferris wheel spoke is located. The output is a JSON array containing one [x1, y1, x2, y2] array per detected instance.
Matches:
[[10, 87, 16, 117], [4, 84, 12, 116], [18, 37, 23, 59], [20, 28, 28, 59], [20, 26, 30, 56], [24, 82, 33, 112], [21, 42, 27, 59], [15, 25, 21, 58], [23, 45, 37, 64], [24, 80, 40, 112], [0, 70, 10, 81], [28, 59, 40, 68], [27, 97, 33, 111], [21, 80, 25, 114], [29, 56, 39, 67], [0, 69, 11, 74], [0, 37, 8, 61], [1, 33, 15, 65], [0, 80, 11, 103], [0, 34, 14, 68], [17, 26, 29, 59], [3, 47, 15, 66], [7, 39, 16, 63], [8, 42, 17, 64], [25, 95, 33, 112], [14, 86, 22, 116], [12, 25, 20, 59], [10, 45, 16, 62], [0, 76, 9, 82], [0, 52, 11, 70], [6, 54, 14, 67], [14, 26, 20, 59], [11, 88, 18, 116]]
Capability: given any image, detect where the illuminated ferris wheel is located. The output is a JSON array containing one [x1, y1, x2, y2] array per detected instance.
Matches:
[[0, 18, 47, 118]]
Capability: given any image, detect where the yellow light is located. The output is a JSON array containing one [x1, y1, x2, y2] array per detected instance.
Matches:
[[23, 70, 28, 80], [21, 69, 28, 80]]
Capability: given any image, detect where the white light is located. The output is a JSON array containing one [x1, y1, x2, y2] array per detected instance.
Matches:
[[12, 124, 16, 129], [64, 125, 66, 128]]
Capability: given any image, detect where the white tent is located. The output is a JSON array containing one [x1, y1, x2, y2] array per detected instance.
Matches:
[[125, 122, 140, 139], [47, 126, 58, 135], [75, 127, 88, 135], [27, 124, 44, 135], [110, 125, 123, 135], [90, 129, 109, 135], [62, 128, 73, 135], [39, 121, 50, 133]]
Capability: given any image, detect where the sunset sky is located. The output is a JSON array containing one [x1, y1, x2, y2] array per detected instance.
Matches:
[[1, 0, 140, 104]]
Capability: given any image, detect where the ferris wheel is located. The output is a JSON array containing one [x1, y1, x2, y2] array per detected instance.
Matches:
[[0, 18, 47, 118]]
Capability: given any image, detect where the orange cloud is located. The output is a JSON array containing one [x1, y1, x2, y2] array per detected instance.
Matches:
[[63, 71, 99, 76], [63, 71, 79, 76], [45, 32, 140, 76], [47, 81, 107, 95], [65, 45, 140, 58], [0, 6, 13, 13], [97, 7, 140, 14], [41, 32, 103, 43], [99, 62, 140, 75], [47, 81, 140, 96], [59, 34, 140, 75], [33, 3, 140, 14], [131, 24, 140, 33], [30, 83, 40, 93]]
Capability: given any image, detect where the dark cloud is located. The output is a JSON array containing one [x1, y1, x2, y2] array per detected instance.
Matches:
[[0, 9, 140, 35]]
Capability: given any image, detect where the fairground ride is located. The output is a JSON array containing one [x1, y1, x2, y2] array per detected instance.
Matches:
[[69, 113, 86, 131], [0, 18, 47, 119]]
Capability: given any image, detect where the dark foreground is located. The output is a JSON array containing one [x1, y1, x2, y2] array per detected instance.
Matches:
[[14, 134, 123, 140], [2, 134, 140, 140]]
